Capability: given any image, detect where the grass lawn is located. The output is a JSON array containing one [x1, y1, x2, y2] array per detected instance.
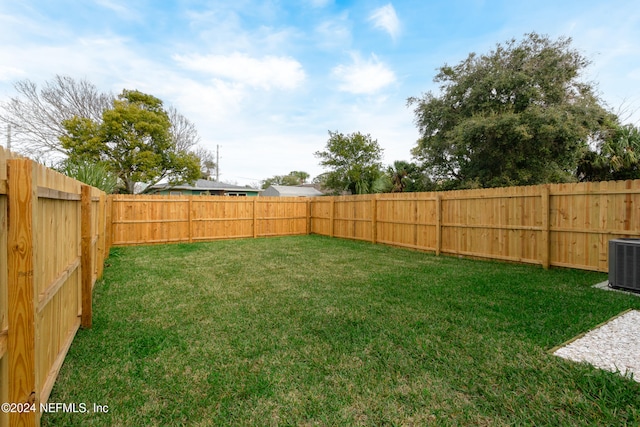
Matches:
[[43, 235, 640, 426]]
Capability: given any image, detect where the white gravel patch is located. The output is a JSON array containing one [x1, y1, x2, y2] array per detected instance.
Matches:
[[553, 310, 640, 382]]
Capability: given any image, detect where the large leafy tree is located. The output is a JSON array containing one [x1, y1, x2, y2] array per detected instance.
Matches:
[[409, 33, 613, 189], [60, 90, 200, 193], [315, 131, 384, 194]]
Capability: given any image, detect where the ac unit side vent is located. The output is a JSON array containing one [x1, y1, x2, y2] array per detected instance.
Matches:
[[609, 238, 640, 293]]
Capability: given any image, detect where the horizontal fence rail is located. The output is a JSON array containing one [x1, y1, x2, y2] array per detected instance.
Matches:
[[109, 195, 311, 246], [0, 146, 109, 426], [310, 180, 640, 272]]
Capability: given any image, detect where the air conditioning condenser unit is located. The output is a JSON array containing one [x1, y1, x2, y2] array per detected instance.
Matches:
[[609, 238, 640, 293]]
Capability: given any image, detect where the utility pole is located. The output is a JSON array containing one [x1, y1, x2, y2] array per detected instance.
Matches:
[[6, 124, 11, 151], [216, 144, 220, 182]]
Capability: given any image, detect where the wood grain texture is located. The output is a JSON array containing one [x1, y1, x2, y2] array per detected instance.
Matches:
[[1, 148, 109, 425], [81, 185, 93, 329], [7, 158, 37, 426]]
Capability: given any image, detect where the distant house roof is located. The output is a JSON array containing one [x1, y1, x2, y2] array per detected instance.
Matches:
[[145, 179, 262, 194], [262, 185, 324, 197]]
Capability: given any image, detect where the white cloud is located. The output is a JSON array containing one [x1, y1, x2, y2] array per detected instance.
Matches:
[[314, 14, 351, 50], [0, 65, 26, 83], [173, 53, 306, 90], [94, 0, 138, 20], [331, 53, 396, 94], [368, 3, 400, 40], [166, 78, 247, 124]]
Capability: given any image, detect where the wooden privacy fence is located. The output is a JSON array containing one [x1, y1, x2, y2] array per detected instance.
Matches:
[[0, 163, 633, 425], [109, 195, 310, 245], [311, 180, 640, 272], [109, 179, 640, 272], [0, 147, 109, 426]]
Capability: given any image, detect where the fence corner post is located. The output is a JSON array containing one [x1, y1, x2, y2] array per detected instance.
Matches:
[[81, 185, 93, 328], [6, 158, 38, 426]]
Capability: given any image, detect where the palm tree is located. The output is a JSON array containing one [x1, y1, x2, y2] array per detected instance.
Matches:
[[578, 124, 640, 181], [388, 161, 411, 192], [59, 159, 120, 193], [606, 125, 640, 178]]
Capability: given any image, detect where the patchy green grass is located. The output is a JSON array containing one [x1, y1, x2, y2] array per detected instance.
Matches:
[[43, 235, 640, 426]]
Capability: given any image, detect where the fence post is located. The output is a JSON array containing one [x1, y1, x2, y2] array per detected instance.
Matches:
[[413, 195, 419, 247], [541, 185, 550, 269], [306, 199, 311, 235], [81, 185, 93, 328], [105, 195, 113, 255], [188, 197, 193, 244], [253, 198, 258, 238], [96, 193, 106, 280], [7, 158, 37, 426], [371, 195, 377, 244], [329, 198, 335, 238], [435, 194, 442, 256]]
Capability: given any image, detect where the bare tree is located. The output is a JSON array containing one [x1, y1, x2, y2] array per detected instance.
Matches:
[[167, 110, 218, 181], [191, 146, 217, 180], [614, 99, 640, 126], [167, 106, 200, 152], [0, 75, 113, 159], [1, 75, 209, 180]]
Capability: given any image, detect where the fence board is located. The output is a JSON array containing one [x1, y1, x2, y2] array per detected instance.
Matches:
[[7, 158, 37, 426]]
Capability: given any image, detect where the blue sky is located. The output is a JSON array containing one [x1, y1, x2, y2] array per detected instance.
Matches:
[[1, 1, 639, 186]]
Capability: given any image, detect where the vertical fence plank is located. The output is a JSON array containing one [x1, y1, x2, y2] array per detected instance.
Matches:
[[81, 185, 93, 329], [7, 158, 37, 427]]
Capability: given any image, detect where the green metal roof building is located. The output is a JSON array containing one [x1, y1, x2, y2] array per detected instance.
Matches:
[[145, 179, 262, 196]]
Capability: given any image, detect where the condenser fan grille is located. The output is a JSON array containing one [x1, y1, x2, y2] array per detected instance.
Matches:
[[609, 239, 640, 292]]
